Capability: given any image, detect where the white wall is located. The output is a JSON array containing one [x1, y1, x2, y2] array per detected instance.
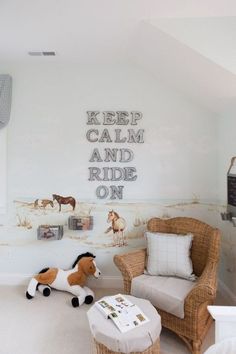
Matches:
[[0, 128, 7, 214], [5, 62, 218, 202], [0, 61, 218, 278], [217, 106, 236, 296], [218, 106, 236, 201]]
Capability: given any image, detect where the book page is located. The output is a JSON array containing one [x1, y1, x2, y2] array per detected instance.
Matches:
[[95, 294, 149, 333]]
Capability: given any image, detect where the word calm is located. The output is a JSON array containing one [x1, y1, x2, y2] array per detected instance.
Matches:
[[86, 111, 144, 199]]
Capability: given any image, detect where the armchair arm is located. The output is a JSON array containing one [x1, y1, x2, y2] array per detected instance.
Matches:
[[185, 261, 218, 311], [113, 249, 146, 294]]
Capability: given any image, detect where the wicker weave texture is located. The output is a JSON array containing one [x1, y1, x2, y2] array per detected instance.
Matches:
[[114, 217, 221, 354], [93, 338, 160, 354]]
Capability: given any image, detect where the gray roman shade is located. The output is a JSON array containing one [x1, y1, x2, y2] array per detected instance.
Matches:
[[0, 74, 12, 129]]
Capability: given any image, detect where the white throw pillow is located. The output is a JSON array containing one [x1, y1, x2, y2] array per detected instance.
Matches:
[[145, 232, 195, 280]]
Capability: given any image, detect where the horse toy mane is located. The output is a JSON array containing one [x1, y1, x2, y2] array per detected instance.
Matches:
[[26, 252, 100, 307], [72, 251, 95, 268]]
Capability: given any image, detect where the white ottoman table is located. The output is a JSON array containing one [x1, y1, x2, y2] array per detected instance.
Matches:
[[87, 295, 161, 354]]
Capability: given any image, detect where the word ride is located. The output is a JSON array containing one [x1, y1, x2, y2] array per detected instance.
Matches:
[[88, 167, 137, 182]]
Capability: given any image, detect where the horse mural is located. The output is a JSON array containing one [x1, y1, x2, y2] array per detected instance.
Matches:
[[34, 199, 54, 209], [52, 194, 76, 212], [105, 210, 127, 247]]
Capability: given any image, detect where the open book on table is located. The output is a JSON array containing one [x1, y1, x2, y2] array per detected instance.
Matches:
[[95, 294, 149, 333]]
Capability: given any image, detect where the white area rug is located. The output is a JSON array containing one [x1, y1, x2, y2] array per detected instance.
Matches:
[[0, 286, 222, 354]]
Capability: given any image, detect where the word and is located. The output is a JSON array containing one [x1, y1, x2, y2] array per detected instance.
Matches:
[[89, 148, 134, 163]]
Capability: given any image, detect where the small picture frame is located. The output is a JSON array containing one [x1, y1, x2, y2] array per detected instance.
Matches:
[[37, 225, 64, 240], [68, 216, 93, 230]]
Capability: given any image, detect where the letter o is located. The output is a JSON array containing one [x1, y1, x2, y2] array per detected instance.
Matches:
[[96, 185, 109, 199]]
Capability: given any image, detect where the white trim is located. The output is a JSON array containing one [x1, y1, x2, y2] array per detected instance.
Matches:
[[2, 274, 235, 297], [0, 273, 123, 289], [0, 273, 31, 286], [218, 278, 236, 305], [208, 305, 236, 343]]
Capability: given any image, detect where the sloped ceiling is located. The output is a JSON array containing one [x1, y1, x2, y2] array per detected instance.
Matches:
[[129, 20, 236, 113], [1, 0, 236, 113], [150, 17, 236, 75], [1, 0, 236, 64]]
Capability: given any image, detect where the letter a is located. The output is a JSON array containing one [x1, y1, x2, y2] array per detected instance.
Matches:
[[89, 148, 103, 162]]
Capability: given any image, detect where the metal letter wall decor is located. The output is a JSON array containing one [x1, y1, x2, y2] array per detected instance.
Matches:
[[86, 111, 144, 199]]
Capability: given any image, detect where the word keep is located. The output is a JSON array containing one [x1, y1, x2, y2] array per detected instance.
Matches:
[[87, 111, 143, 125]]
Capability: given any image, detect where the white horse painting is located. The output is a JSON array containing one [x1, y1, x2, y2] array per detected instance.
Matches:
[[105, 210, 127, 247]]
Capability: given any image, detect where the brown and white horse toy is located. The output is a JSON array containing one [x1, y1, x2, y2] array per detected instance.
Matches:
[[26, 252, 101, 307], [105, 210, 127, 247]]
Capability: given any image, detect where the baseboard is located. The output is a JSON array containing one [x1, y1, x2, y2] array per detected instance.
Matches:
[[0, 273, 123, 289], [218, 278, 236, 305], [2, 274, 234, 298], [0, 273, 31, 286]]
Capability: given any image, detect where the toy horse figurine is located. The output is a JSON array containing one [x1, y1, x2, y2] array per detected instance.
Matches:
[[26, 252, 101, 307]]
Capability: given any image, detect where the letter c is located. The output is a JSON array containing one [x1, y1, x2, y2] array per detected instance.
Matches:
[[86, 129, 98, 142]]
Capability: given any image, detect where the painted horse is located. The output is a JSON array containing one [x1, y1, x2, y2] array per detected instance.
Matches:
[[105, 210, 126, 247], [34, 199, 54, 209], [26, 252, 101, 307], [52, 194, 76, 212]]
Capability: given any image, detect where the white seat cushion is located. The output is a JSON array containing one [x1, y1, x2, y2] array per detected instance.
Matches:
[[131, 274, 195, 319]]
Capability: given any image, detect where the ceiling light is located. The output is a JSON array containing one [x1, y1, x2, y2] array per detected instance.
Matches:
[[42, 51, 56, 56], [28, 51, 56, 56], [28, 51, 42, 56]]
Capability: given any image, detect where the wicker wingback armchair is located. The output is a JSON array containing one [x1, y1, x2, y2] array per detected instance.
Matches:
[[114, 217, 221, 354]]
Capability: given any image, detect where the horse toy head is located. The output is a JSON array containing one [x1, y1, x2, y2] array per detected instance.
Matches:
[[72, 251, 96, 267], [77, 256, 101, 279]]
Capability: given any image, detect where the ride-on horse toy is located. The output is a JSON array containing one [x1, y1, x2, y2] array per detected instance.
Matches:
[[26, 252, 101, 307]]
